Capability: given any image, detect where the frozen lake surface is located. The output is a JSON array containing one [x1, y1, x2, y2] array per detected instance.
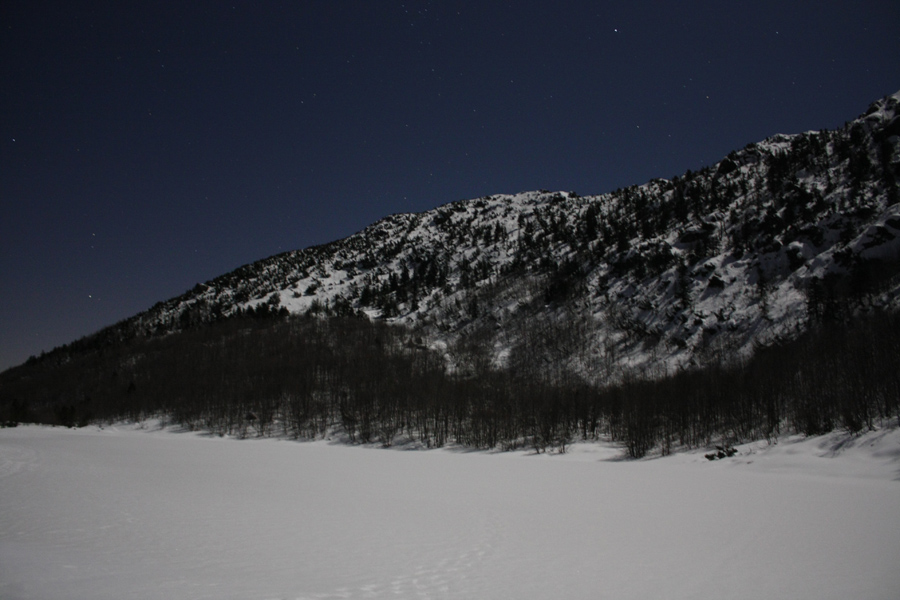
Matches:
[[2, 423, 899, 600]]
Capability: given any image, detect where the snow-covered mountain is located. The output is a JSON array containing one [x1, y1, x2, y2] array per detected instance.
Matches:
[[50, 91, 900, 383]]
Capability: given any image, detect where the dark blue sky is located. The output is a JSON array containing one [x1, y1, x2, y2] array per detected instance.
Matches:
[[1, 0, 898, 370]]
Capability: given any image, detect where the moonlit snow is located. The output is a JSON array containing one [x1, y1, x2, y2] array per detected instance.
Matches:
[[2, 424, 899, 600]]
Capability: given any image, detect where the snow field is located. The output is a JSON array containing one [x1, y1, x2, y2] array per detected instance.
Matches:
[[1, 424, 899, 600]]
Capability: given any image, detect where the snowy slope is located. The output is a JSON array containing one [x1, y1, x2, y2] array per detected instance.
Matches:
[[28, 90, 900, 383], [1, 423, 899, 600]]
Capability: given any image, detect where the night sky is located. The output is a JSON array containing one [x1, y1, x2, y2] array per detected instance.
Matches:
[[2, 1, 898, 370]]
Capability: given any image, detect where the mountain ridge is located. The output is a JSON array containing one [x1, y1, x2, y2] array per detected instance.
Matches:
[[14, 90, 900, 383]]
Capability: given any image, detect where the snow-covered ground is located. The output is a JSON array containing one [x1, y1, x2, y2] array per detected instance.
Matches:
[[1, 424, 898, 600]]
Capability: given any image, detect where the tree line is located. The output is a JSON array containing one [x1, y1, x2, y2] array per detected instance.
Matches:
[[2, 307, 898, 457]]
